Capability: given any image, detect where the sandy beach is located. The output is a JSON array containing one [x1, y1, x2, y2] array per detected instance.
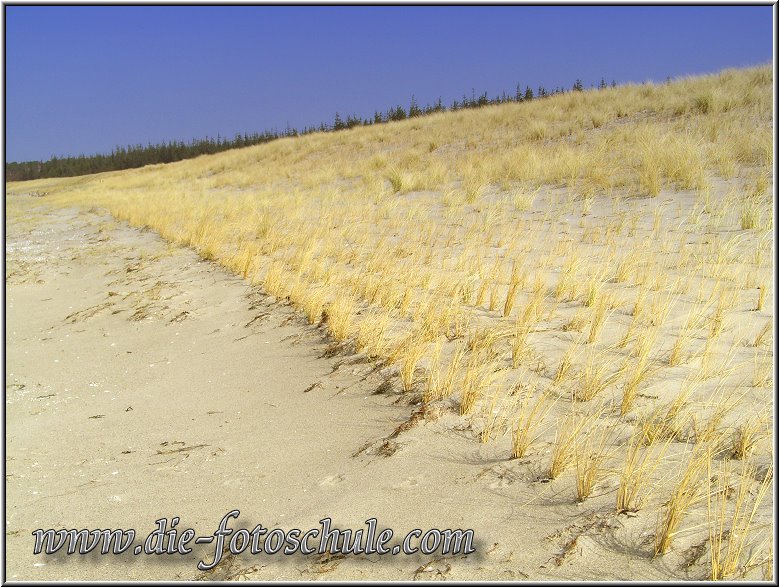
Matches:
[[5, 195, 726, 581], [5, 65, 774, 582]]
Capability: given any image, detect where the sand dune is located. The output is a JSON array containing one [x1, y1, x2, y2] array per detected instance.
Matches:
[[5, 197, 731, 581], [5, 65, 773, 581]]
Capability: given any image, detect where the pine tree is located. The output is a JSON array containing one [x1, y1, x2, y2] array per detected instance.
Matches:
[[409, 95, 422, 118], [389, 105, 407, 121]]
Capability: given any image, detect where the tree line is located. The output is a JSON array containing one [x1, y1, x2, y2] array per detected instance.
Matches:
[[6, 77, 616, 182]]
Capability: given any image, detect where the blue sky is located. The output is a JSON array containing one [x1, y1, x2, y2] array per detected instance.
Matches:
[[5, 5, 774, 163]]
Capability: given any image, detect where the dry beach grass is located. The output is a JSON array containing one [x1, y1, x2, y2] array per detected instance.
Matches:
[[6, 64, 774, 580]]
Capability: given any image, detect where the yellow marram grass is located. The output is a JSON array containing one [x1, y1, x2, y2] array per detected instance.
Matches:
[[8, 64, 773, 574]]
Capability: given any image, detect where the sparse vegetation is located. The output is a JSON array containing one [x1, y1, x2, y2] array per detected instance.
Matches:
[[708, 461, 773, 580], [6, 63, 773, 578]]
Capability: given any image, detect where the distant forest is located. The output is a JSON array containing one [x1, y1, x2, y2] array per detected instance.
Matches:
[[6, 78, 615, 182]]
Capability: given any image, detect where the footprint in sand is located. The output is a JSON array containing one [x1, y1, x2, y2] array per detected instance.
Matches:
[[476, 465, 520, 490], [392, 475, 423, 489], [319, 474, 345, 486]]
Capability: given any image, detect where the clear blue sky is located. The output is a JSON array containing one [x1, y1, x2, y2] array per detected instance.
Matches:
[[5, 5, 774, 163]]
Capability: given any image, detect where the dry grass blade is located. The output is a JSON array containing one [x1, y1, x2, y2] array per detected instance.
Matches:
[[511, 383, 556, 459], [637, 375, 699, 446], [668, 306, 704, 367], [655, 445, 712, 556], [574, 423, 613, 501], [548, 403, 605, 480], [708, 460, 774, 579], [553, 338, 580, 386], [460, 358, 504, 416], [480, 386, 519, 443], [355, 310, 392, 358], [620, 325, 659, 415], [575, 346, 621, 402], [691, 383, 741, 447], [399, 334, 428, 393], [324, 295, 357, 342], [586, 295, 612, 345], [729, 411, 768, 460], [503, 259, 526, 317], [752, 320, 771, 347], [616, 432, 671, 514]]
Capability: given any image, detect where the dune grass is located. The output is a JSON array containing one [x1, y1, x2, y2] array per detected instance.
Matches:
[[7, 63, 773, 577]]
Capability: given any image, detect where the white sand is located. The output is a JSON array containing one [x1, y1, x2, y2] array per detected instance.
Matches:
[[4, 197, 766, 580]]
